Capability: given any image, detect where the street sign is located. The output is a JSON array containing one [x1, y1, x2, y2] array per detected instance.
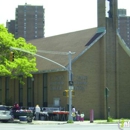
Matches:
[[69, 86, 74, 90], [69, 81, 73, 86]]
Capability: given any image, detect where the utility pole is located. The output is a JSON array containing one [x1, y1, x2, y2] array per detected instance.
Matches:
[[68, 51, 73, 121]]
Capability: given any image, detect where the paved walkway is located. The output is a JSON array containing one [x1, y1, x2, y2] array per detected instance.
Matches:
[[13, 119, 94, 125], [32, 120, 91, 125]]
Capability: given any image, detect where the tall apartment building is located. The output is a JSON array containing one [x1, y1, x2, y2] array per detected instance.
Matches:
[[6, 20, 15, 35], [118, 9, 130, 48], [6, 3, 45, 41]]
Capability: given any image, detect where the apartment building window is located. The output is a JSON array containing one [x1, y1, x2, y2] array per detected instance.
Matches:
[[24, 18, 26, 21], [15, 32, 18, 36], [19, 78, 23, 106], [27, 78, 33, 106], [16, 9, 18, 14], [35, 14, 37, 18], [35, 14, 37, 21], [15, 24, 18, 27], [5, 77, 9, 104], [118, 28, 120, 33], [24, 26, 26, 30], [43, 73, 48, 107], [35, 35, 37, 38], [24, 13, 26, 17], [0, 77, 2, 104], [35, 31, 37, 34], [24, 30, 26, 34]]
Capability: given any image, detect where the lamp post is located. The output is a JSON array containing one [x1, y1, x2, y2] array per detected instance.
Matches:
[[37, 50, 75, 121], [10, 47, 75, 121], [68, 51, 73, 121]]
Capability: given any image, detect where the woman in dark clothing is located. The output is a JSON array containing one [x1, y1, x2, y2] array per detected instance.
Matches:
[[13, 102, 20, 111]]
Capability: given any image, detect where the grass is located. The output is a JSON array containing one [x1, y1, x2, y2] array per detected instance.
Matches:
[[67, 118, 130, 124], [67, 120, 74, 123], [92, 118, 130, 124]]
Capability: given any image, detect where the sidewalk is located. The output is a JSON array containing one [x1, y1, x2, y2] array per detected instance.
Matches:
[[32, 120, 91, 125], [13, 119, 93, 125]]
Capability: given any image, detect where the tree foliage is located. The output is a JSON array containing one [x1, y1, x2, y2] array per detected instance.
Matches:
[[0, 24, 38, 81]]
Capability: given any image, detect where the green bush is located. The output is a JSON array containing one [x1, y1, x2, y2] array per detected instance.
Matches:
[[67, 120, 74, 123], [107, 117, 113, 122]]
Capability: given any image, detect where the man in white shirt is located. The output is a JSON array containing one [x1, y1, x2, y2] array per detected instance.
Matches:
[[35, 105, 40, 120], [72, 106, 76, 121]]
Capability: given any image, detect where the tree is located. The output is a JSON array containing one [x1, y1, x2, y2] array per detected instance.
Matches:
[[0, 24, 38, 82]]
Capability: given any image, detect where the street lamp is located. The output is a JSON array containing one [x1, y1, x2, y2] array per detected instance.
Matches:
[[10, 47, 75, 121], [68, 51, 73, 121], [37, 50, 75, 121]]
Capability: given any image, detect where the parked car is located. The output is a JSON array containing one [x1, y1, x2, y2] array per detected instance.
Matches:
[[0, 105, 13, 122]]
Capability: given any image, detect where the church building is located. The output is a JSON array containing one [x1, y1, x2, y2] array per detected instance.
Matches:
[[1, 0, 130, 119]]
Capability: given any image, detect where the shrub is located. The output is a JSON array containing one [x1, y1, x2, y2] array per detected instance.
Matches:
[[107, 116, 113, 122], [67, 120, 74, 123]]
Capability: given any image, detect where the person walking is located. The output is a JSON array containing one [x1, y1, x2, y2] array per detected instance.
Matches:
[[35, 105, 40, 120], [72, 106, 76, 121], [76, 110, 80, 121], [80, 112, 85, 121]]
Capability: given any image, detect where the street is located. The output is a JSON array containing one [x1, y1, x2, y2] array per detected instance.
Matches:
[[0, 123, 121, 130]]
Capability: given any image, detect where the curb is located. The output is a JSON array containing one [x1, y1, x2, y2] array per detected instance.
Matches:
[[10, 120, 117, 125]]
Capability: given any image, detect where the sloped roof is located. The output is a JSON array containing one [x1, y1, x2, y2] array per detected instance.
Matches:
[[28, 27, 99, 72], [85, 32, 104, 46]]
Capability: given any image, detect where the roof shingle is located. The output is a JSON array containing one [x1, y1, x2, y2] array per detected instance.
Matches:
[[28, 27, 97, 71]]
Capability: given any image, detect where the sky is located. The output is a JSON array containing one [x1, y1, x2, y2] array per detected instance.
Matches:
[[0, 0, 130, 37]]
